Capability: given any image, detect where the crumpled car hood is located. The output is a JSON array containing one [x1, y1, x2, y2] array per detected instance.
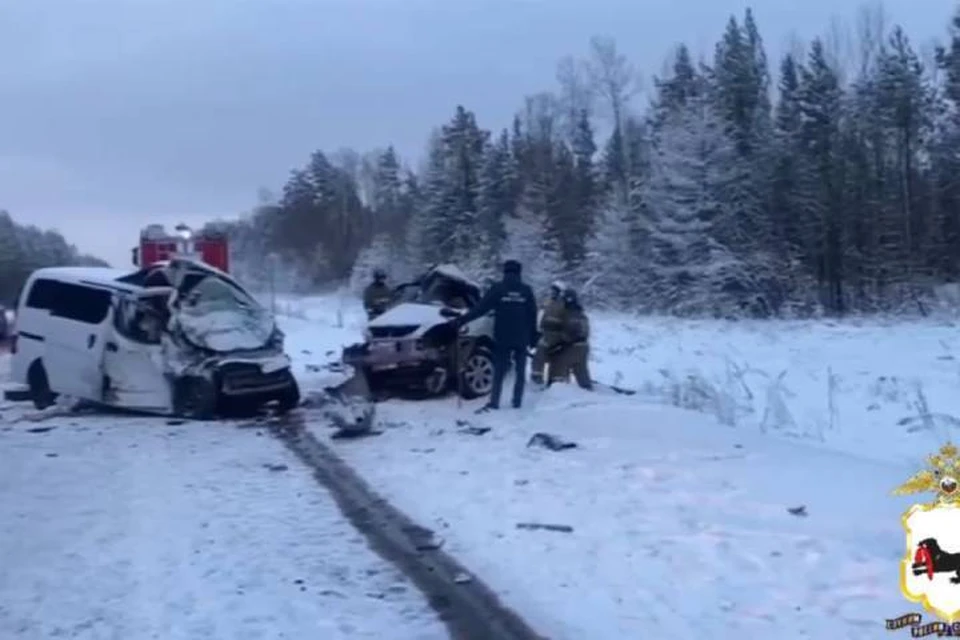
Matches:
[[367, 302, 449, 329], [175, 309, 275, 353]]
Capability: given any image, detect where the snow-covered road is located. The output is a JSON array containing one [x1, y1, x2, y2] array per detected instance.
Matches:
[[0, 412, 446, 640]]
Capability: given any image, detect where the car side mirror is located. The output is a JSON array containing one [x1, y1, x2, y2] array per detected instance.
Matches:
[[439, 307, 461, 319]]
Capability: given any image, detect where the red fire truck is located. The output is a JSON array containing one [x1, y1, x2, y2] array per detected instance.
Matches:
[[132, 224, 229, 273]]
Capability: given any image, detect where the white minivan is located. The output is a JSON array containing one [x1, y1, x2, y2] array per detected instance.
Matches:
[[8, 258, 300, 418]]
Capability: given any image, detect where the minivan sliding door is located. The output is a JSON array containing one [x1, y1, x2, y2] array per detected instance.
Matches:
[[42, 283, 113, 400]]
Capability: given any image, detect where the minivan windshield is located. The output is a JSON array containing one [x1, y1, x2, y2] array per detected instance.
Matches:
[[176, 275, 274, 352]]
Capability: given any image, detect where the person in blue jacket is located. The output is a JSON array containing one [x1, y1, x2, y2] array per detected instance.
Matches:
[[453, 259, 539, 412]]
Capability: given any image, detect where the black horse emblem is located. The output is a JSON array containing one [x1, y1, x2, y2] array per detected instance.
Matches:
[[913, 538, 960, 584]]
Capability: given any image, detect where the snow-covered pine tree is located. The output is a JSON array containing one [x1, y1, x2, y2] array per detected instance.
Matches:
[[474, 130, 512, 271], [797, 38, 846, 313], [373, 146, 403, 233], [932, 9, 960, 279], [410, 107, 488, 267], [276, 168, 318, 262], [651, 44, 700, 131], [546, 142, 578, 268], [349, 234, 394, 293], [407, 132, 447, 266], [569, 109, 599, 270], [441, 106, 488, 262], [640, 89, 766, 317], [710, 11, 775, 268], [366, 146, 416, 276], [768, 52, 820, 313], [501, 202, 562, 296], [876, 27, 935, 271], [0, 211, 107, 304]]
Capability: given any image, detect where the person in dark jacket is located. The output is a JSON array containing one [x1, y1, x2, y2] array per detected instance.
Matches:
[[453, 259, 538, 412], [363, 268, 393, 320]]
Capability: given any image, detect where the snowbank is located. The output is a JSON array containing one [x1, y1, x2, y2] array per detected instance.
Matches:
[[279, 293, 960, 465], [307, 387, 915, 639], [273, 293, 949, 638]]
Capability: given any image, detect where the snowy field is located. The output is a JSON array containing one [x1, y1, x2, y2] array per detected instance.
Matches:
[[277, 292, 953, 639], [0, 398, 445, 638]]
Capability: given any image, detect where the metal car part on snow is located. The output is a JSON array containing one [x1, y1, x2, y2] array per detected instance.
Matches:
[[338, 264, 497, 401]]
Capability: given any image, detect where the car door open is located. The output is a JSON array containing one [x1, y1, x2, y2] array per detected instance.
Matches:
[[102, 288, 174, 412]]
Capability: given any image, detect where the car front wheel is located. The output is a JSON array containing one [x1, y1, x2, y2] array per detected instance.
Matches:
[[173, 375, 218, 420], [458, 346, 495, 399]]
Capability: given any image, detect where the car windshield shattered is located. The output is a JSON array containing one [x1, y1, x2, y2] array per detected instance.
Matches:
[[395, 271, 475, 309], [175, 275, 275, 352]]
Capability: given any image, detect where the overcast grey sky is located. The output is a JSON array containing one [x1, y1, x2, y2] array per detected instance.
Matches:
[[1, 0, 956, 266]]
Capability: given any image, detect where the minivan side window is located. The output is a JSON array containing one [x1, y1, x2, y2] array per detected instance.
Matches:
[[26, 279, 112, 324], [25, 278, 59, 310], [51, 283, 112, 324]]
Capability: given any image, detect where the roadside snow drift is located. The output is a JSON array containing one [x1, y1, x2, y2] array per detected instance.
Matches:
[[276, 293, 953, 639], [0, 404, 445, 640], [307, 388, 915, 639], [279, 293, 960, 465]]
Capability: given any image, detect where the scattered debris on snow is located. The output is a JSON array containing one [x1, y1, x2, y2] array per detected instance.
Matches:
[[516, 522, 574, 533], [526, 432, 577, 451], [402, 524, 444, 551], [331, 427, 383, 440], [456, 420, 491, 436]]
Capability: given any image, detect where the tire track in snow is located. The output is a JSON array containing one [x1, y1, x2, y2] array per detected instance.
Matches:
[[270, 412, 548, 640]]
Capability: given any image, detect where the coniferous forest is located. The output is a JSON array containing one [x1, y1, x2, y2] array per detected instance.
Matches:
[[0, 211, 107, 305], [215, 5, 960, 317]]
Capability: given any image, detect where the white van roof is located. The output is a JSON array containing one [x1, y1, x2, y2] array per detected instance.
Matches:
[[30, 266, 142, 292]]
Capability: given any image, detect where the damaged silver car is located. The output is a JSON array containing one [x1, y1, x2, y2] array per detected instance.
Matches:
[[339, 264, 496, 400]]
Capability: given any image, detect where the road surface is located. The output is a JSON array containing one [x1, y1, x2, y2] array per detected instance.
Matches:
[[0, 411, 447, 640]]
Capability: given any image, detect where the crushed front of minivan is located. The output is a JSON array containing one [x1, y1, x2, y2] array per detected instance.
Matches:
[[122, 258, 300, 418]]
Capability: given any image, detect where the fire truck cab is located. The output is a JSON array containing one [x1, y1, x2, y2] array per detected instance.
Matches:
[[133, 224, 229, 273]]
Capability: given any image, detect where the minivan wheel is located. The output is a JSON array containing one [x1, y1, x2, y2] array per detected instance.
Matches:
[[459, 346, 495, 399], [27, 361, 57, 410], [173, 375, 218, 420]]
